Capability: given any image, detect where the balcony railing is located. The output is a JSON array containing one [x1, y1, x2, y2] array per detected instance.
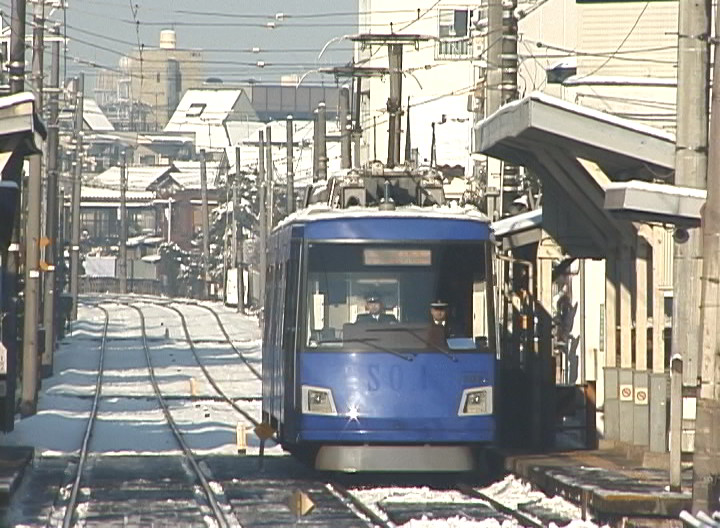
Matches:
[[436, 37, 471, 60]]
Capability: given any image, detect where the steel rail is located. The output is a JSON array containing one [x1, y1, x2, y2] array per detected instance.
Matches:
[[161, 304, 260, 427], [128, 303, 231, 528], [457, 483, 546, 528], [178, 301, 262, 380], [60, 303, 109, 528], [327, 482, 396, 528]]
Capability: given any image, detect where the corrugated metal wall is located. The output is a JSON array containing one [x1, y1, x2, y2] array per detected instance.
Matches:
[[577, 2, 678, 79]]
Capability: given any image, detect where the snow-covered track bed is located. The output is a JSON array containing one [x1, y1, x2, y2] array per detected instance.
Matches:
[[169, 300, 262, 381], [343, 478, 583, 528], [126, 302, 239, 528], [143, 301, 261, 426], [46, 303, 109, 527]]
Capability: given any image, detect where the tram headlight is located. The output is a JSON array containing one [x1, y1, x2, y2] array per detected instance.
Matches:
[[302, 385, 338, 415], [458, 387, 493, 416]]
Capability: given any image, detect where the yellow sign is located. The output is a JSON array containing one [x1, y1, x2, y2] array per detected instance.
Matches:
[[38, 237, 53, 271], [288, 489, 314, 517], [254, 422, 275, 440]]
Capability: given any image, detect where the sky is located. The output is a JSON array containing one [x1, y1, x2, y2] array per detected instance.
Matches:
[[2, 0, 358, 89]]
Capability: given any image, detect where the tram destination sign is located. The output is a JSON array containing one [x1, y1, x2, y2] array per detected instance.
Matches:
[[364, 248, 432, 266]]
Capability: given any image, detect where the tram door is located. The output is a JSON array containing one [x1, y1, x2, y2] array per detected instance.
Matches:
[[282, 238, 302, 437]]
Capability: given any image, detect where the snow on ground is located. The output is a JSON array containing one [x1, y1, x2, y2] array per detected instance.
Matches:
[[2, 294, 602, 526], [1, 297, 274, 457], [350, 475, 606, 528]]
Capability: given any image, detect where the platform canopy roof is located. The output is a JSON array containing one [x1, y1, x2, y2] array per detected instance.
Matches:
[[474, 92, 699, 258]]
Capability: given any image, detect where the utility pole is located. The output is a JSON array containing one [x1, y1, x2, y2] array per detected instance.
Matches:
[[404, 97, 412, 165], [673, 0, 711, 481], [266, 124, 274, 229], [317, 103, 327, 180], [118, 151, 128, 294], [199, 149, 210, 300], [386, 44, 402, 168], [20, 0, 43, 416], [693, 3, 719, 513], [70, 74, 84, 321], [42, 24, 61, 377], [258, 131, 267, 307], [9, 0, 25, 94], [352, 77, 362, 168], [313, 109, 319, 181], [233, 146, 244, 315], [339, 86, 352, 169], [286, 115, 295, 214], [485, 0, 504, 220]]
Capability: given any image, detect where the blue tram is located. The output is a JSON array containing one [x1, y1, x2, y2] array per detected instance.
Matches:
[[262, 167, 497, 471]]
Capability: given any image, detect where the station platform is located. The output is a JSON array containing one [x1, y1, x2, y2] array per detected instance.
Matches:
[[489, 441, 692, 525], [0, 446, 33, 505]]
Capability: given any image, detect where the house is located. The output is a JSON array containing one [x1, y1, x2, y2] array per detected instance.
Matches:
[[164, 88, 260, 154]]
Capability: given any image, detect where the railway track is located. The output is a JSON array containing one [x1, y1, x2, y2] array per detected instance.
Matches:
[[5, 297, 584, 527], [159, 302, 260, 425], [332, 482, 555, 528], [47, 303, 109, 528], [128, 303, 238, 528]]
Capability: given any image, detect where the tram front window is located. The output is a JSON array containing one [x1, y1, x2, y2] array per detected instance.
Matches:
[[305, 242, 492, 352]]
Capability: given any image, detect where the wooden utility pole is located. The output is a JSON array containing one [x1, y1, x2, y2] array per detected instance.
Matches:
[[42, 24, 61, 377], [199, 149, 210, 300], [20, 0, 45, 415], [286, 115, 295, 214], [693, 3, 720, 512], [70, 74, 84, 321], [258, 131, 267, 307], [118, 152, 128, 294]]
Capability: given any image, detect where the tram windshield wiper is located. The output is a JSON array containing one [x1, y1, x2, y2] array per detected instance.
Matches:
[[375, 326, 458, 362], [314, 337, 414, 361]]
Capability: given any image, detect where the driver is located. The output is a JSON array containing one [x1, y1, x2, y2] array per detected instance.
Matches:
[[355, 293, 397, 323]]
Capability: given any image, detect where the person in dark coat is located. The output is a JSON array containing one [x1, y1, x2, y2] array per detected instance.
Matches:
[[428, 299, 451, 346], [355, 294, 398, 324]]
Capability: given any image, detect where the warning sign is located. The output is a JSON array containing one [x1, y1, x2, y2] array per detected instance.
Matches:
[[635, 388, 649, 405], [619, 384, 634, 402]]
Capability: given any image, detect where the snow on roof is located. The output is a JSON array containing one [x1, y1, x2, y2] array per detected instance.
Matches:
[[563, 75, 676, 87], [81, 185, 154, 202], [170, 160, 224, 190], [164, 88, 257, 149], [548, 57, 577, 70], [88, 165, 176, 191], [275, 202, 490, 231], [514, 91, 675, 142], [83, 98, 115, 131], [492, 208, 543, 237]]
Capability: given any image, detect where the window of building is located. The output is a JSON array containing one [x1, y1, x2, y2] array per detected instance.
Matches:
[[186, 103, 206, 117], [437, 9, 471, 59]]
